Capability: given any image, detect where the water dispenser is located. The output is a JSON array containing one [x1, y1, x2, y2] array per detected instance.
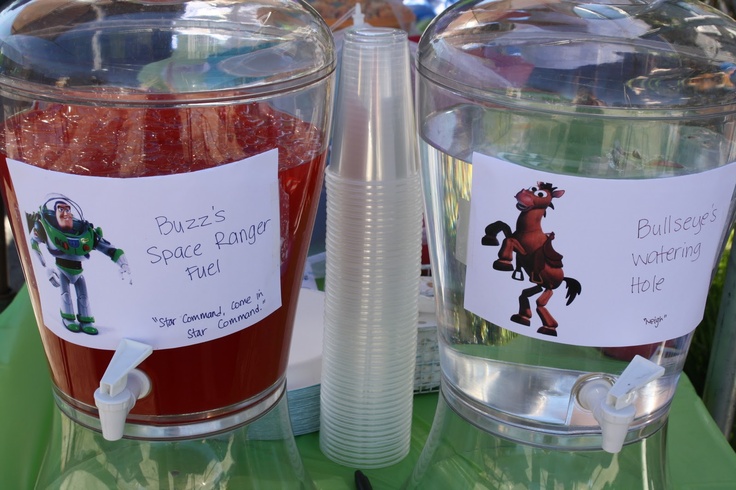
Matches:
[[408, 0, 736, 487]]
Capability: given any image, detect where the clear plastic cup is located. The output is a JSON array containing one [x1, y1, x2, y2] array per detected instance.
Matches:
[[320, 393, 414, 417], [319, 26, 421, 468]]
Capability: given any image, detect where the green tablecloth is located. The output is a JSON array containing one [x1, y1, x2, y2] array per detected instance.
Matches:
[[2, 287, 735, 489]]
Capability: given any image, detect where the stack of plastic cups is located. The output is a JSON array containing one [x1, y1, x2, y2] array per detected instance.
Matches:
[[319, 27, 423, 468]]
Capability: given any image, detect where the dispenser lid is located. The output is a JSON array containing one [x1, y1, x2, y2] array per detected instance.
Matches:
[[417, 0, 736, 111], [0, 0, 335, 102]]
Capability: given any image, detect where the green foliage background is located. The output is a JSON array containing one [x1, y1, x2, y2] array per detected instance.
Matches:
[[685, 232, 734, 449]]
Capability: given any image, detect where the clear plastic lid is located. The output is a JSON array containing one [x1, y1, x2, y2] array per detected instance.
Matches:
[[0, 0, 335, 103], [417, 0, 736, 113]]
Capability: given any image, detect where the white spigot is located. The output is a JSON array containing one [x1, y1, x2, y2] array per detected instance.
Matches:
[[352, 4, 365, 27], [93, 339, 153, 441], [578, 355, 665, 453]]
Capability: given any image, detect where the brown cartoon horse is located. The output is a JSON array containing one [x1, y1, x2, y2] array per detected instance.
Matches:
[[482, 182, 581, 337]]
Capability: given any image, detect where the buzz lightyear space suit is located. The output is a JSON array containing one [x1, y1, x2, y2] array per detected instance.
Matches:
[[29, 195, 130, 335]]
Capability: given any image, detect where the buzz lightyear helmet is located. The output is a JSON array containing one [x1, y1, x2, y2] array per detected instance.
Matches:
[[39, 193, 84, 232]]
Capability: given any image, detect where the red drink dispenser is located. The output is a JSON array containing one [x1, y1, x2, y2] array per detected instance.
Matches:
[[0, 0, 335, 486]]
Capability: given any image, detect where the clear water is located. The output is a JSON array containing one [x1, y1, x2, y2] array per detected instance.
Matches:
[[418, 103, 735, 447]]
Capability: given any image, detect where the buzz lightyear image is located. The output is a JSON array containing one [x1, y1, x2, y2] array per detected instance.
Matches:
[[28, 194, 131, 335]]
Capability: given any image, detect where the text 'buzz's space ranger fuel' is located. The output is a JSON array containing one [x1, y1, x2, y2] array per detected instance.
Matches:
[[29, 194, 131, 335]]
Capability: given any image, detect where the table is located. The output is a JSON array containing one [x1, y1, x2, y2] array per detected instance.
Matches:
[[2, 287, 735, 489]]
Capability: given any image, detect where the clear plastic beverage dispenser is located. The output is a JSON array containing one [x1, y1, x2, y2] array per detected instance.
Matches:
[[0, 0, 334, 487], [409, 0, 736, 487]]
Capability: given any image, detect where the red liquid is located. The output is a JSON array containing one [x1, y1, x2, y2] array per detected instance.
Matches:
[[0, 101, 327, 420]]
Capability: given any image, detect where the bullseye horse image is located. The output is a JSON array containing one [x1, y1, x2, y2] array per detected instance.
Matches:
[[482, 182, 582, 337]]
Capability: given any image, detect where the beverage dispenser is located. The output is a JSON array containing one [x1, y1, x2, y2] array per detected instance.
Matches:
[[408, 0, 736, 487], [0, 0, 334, 487]]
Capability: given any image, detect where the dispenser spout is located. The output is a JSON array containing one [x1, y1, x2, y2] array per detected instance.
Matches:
[[578, 355, 665, 453], [94, 339, 153, 441]]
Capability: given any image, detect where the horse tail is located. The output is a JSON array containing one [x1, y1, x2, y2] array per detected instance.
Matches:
[[482, 221, 512, 246], [563, 277, 582, 306]]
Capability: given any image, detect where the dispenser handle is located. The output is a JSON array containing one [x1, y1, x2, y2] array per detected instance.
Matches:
[[94, 339, 153, 441], [577, 355, 665, 453], [99, 338, 153, 396], [607, 355, 665, 410]]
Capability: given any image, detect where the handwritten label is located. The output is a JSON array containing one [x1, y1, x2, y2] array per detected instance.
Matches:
[[145, 206, 272, 281], [7, 151, 282, 350], [464, 153, 736, 347], [629, 207, 717, 295]]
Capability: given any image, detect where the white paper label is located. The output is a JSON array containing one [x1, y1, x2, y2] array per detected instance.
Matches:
[[464, 153, 736, 347], [8, 151, 282, 350]]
